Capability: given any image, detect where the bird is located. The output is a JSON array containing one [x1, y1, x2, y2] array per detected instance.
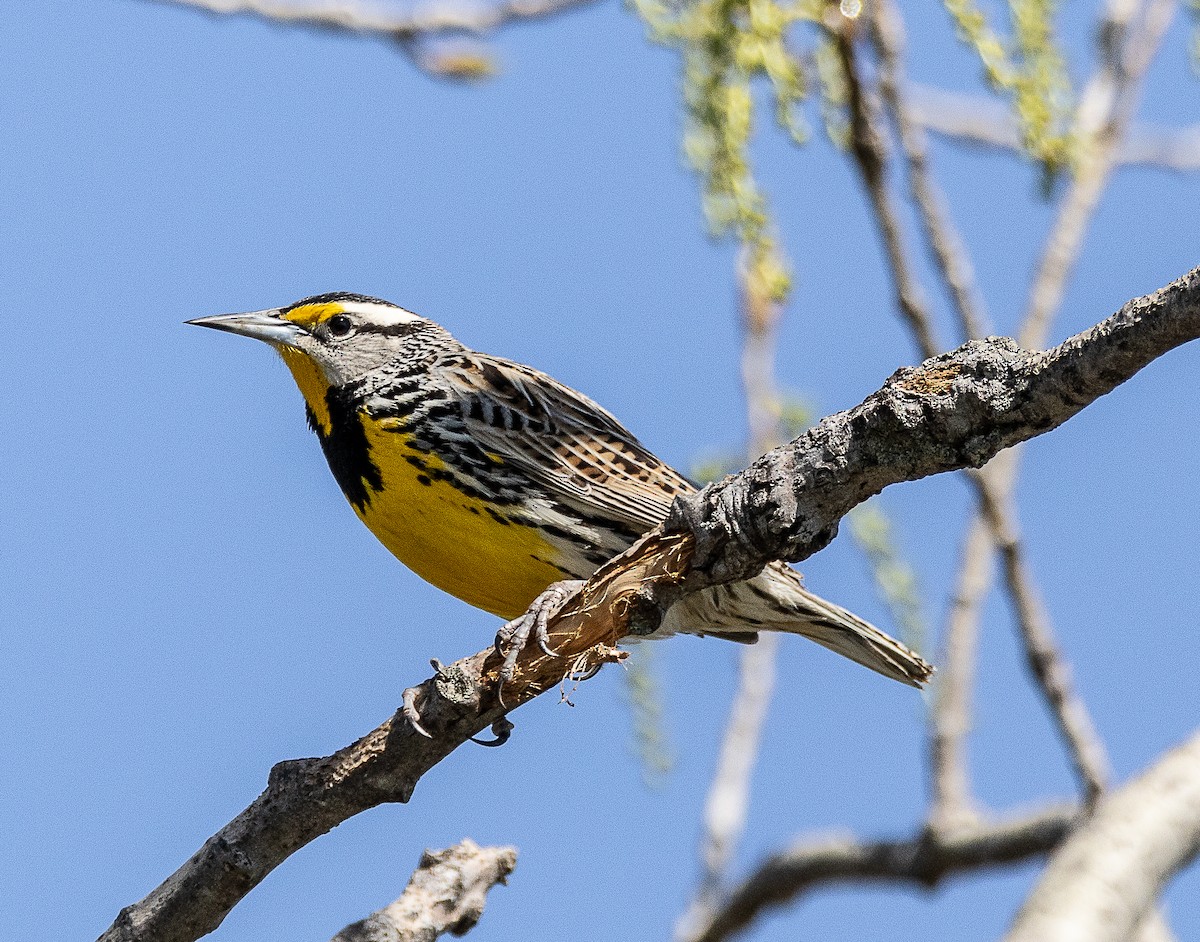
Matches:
[[189, 292, 933, 698]]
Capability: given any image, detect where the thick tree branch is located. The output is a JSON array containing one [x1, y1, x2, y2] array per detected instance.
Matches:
[[688, 805, 1079, 942], [1006, 730, 1200, 942], [330, 839, 516, 942], [100, 267, 1200, 942]]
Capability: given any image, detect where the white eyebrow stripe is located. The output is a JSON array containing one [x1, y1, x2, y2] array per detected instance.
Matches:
[[339, 301, 423, 325]]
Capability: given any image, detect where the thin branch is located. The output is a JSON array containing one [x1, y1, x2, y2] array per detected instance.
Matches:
[[1020, 0, 1178, 351], [860, 4, 1004, 824], [676, 247, 787, 941], [838, 0, 1177, 813], [146, 0, 603, 40], [330, 839, 516, 942], [941, 0, 1175, 808], [829, 15, 942, 359], [834, 4, 1099, 822], [690, 805, 1080, 942], [146, 0, 603, 77], [909, 85, 1200, 173], [1118, 123, 1200, 171], [677, 635, 780, 941], [1006, 729, 1200, 942], [969, 472, 1111, 801], [870, 0, 990, 343], [925, 455, 1008, 828], [100, 267, 1200, 942]]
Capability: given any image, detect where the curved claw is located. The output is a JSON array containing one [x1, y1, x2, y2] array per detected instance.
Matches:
[[470, 716, 515, 747], [401, 686, 433, 739], [497, 630, 526, 708]]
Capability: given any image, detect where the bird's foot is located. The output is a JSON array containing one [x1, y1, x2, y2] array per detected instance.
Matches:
[[494, 579, 586, 704], [401, 658, 516, 747]]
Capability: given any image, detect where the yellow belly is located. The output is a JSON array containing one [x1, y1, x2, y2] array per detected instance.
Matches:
[[356, 416, 567, 619]]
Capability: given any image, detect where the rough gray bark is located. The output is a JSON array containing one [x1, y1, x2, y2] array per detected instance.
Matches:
[[99, 266, 1200, 942], [330, 840, 516, 942], [659, 265, 1200, 602], [1006, 730, 1200, 942]]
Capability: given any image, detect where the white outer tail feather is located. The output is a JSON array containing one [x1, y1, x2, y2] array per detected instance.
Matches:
[[659, 561, 933, 687]]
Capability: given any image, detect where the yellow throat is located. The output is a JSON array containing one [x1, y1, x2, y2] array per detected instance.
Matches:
[[276, 345, 566, 619]]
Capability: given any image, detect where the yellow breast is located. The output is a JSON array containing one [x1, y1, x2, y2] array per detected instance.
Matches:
[[356, 414, 569, 619]]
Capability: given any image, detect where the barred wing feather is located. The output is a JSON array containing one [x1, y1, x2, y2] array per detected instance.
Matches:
[[439, 352, 694, 531]]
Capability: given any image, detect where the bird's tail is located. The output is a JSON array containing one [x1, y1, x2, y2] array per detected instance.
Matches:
[[662, 561, 934, 688]]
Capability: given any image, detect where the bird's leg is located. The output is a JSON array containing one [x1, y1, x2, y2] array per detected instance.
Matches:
[[494, 579, 586, 702]]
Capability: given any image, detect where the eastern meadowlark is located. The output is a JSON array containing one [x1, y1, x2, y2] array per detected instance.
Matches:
[[190, 293, 932, 690]]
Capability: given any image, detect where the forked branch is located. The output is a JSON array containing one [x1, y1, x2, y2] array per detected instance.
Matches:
[[1006, 730, 1200, 942]]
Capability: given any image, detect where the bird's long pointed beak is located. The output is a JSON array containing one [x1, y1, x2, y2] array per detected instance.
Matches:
[[186, 309, 306, 346]]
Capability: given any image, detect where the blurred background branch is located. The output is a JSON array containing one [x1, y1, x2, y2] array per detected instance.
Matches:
[[676, 247, 787, 942], [690, 804, 1080, 942], [146, 0, 602, 76]]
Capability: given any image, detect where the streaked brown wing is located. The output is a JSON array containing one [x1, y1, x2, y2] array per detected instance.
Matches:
[[437, 352, 695, 531]]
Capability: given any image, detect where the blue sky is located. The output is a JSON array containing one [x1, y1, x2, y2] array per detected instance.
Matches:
[[2, 1, 1198, 940]]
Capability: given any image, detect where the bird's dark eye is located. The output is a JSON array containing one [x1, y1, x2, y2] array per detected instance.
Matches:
[[327, 314, 354, 338]]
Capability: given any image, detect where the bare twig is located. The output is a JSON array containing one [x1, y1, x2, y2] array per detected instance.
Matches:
[[148, 0, 602, 37], [947, 0, 1177, 806], [832, 4, 1095, 824], [146, 0, 602, 75], [1021, 0, 1178, 351], [100, 267, 1200, 942], [829, 13, 942, 359], [1118, 124, 1200, 172], [909, 85, 1200, 173], [837, 0, 1179, 813], [969, 472, 1112, 801], [926, 498, 994, 828], [330, 839, 516, 942], [676, 248, 787, 941], [870, 0, 990, 343], [1006, 729, 1200, 942], [690, 805, 1080, 942], [861, 4, 1002, 825], [677, 635, 780, 941]]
